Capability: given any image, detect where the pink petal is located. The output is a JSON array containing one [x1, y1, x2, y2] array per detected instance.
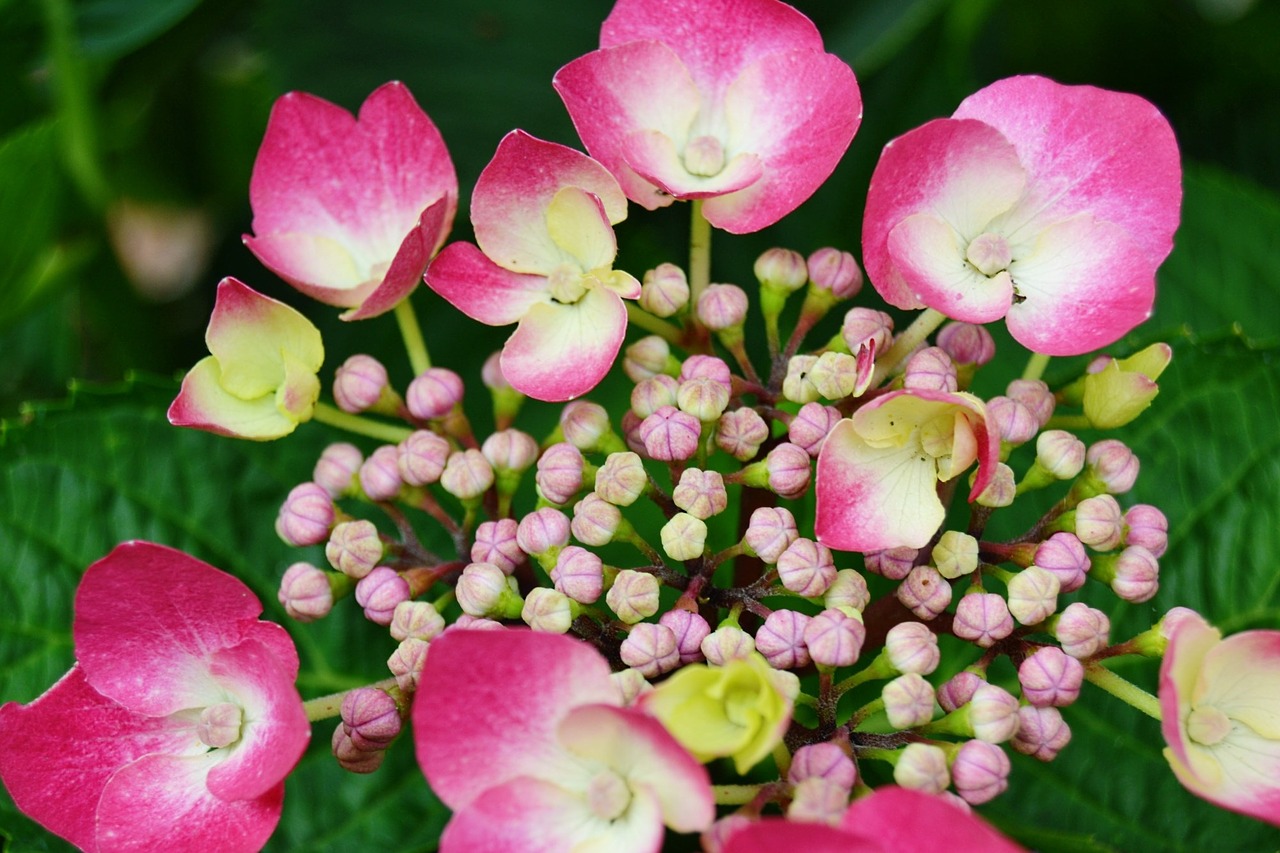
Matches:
[[425, 241, 551, 325], [886, 213, 1014, 323], [840, 786, 1025, 852], [724, 819, 881, 853], [1160, 611, 1220, 775], [74, 542, 273, 715], [343, 193, 456, 320], [0, 666, 195, 852], [500, 287, 627, 402], [168, 356, 303, 441], [472, 130, 627, 274], [414, 630, 618, 811], [621, 130, 764, 200]]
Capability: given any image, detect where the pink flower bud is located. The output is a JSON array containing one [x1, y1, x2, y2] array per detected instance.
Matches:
[[777, 537, 838, 597], [619, 411, 645, 454], [456, 562, 513, 617], [680, 355, 733, 391], [560, 400, 612, 451], [550, 545, 604, 604], [276, 482, 334, 546], [1033, 532, 1091, 592], [595, 451, 647, 506], [864, 546, 917, 580], [702, 815, 753, 853], [612, 668, 651, 706], [397, 430, 450, 486], [639, 405, 701, 461], [606, 569, 661, 623], [389, 600, 444, 642], [1054, 602, 1111, 658], [975, 461, 1017, 508], [661, 512, 708, 561], [1035, 430, 1086, 480], [1006, 565, 1060, 625], [883, 672, 935, 728], [1086, 439, 1140, 493], [535, 442, 585, 505], [808, 351, 862, 401], [570, 493, 621, 546], [985, 395, 1039, 445], [744, 506, 800, 563], [659, 609, 711, 664], [388, 637, 430, 695], [1012, 706, 1072, 761], [278, 562, 333, 621], [620, 623, 680, 677], [783, 355, 821, 404], [969, 684, 1021, 743], [932, 530, 979, 579], [897, 565, 952, 620], [938, 671, 985, 713], [481, 350, 511, 392], [936, 322, 995, 366], [755, 247, 808, 292], [824, 568, 870, 612], [716, 407, 770, 461], [516, 507, 571, 557], [631, 375, 680, 418], [903, 347, 958, 392], [677, 377, 731, 422], [471, 518, 523, 575], [953, 593, 1014, 648], [1124, 504, 1168, 557], [842, 307, 894, 354], [893, 743, 949, 794], [805, 608, 866, 667], [481, 429, 538, 473], [359, 445, 403, 501], [673, 468, 728, 519], [314, 442, 363, 496], [333, 354, 389, 413], [1018, 646, 1084, 707], [789, 742, 857, 789], [405, 367, 463, 420], [756, 610, 812, 670], [789, 403, 841, 457], [354, 566, 410, 625], [885, 621, 940, 675], [449, 615, 505, 632], [696, 283, 749, 330], [787, 777, 850, 825], [701, 625, 756, 665], [624, 335, 672, 382], [640, 262, 689, 318], [326, 519, 383, 579], [332, 724, 383, 774], [521, 587, 574, 634], [341, 687, 401, 751], [1006, 379, 1054, 426], [440, 449, 494, 500], [765, 442, 812, 499], [951, 740, 1011, 805], [1105, 545, 1160, 602], [1075, 494, 1126, 550], [807, 247, 862, 298]]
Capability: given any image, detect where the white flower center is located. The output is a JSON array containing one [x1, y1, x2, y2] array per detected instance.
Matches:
[[548, 264, 590, 304], [585, 768, 632, 821], [1187, 705, 1232, 746], [965, 232, 1012, 277], [197, 702, 244, 749], [683, 135, 726, 177]]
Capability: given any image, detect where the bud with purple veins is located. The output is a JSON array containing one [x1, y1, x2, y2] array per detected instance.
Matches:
[[1094, 545, 1160, 602], [623, 335, 673, 382], [841, 307, 894, 355], [953, 593, 1014, 648], [673, 468, 728, 519], [701, 624, 757, 665], [789, 402, 841, 457], [975, 462, 1017, 508], [897, 565, 952, 620], [1082, 439, 1140, 494], [824, 568, 870, 612], [606, 569, 661, 623], [716, 407, 769, 461], [883, 672, 936, 728], [1005, 565, 1060, 625], [481, 429, 538, 475], [755, 247, 808, 293], [1018, 646, 1084, 707], [966, 683, 1021, 743], [1053, 602, 1111, 658], [570, 493, 622, 546], [936, 322, 995, 367], [516, 507, 571, 561], [333, 354, 392, 414], [521, 587, 575, 634], [951, 740, 1011, 805], [806, 247, 862, 300], [677, 377, 730, 422], [332, 724, 383, 774], [761, 442, 813, 499], [276, 482, 334, 546], [612, 669, 651, 706], [1071, 494, 1126, 550], [456, 562, 523, 618], [314, 442, 363, 496], [659, 609, 711, 664], [1024, 429, 1086, 488], [631, 375, 679, 417], [278, 562, 336, 622], [903, 346, 958, 392], [550, 545, 604, 604], [471, 517, 523, 574], [620, 622, 681, 677], [341, 687, 401, 751], [695, 283, 749, 331], [326, 519, 383, 579], [808, 352, 861, 401], [787, 777, 850, 825], [1124, 504, 1168, 557], [985, 395, 1039, 446], [640, 262, 689, 318], [390, 600, 445, 642], [358, 445, 403, 501], [397, 430, 449, 486], [405, 367, 464, 421], [804, 608, 866, 667], [354, 566, 411, 626], [892, 743, 950, 795], [661, 512, 708, 561], [938, 671, 985, 713], [595, 451, 648, 506], [639, 405, 701, 461], [1033, 532, 1091, 592], [864, 546, 917, 580], [931, 530, 978, 579], [790, 742, 857, 789], [560, 400, 617, 452], [439, 448, 494, 501], [680, 355, 733, 391], [885, 621, 940, 675], [777, 537, 838, 597], [534, 442, 585, 506], [1012, 705, 1072, 761], [743, 506, 799, 563], [1006, 378, 1055, 427], [388, 637, 430, 694], [756, 610, 812, 670]]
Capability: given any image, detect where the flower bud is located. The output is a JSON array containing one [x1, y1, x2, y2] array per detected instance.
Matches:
[[471, 518, 523, 575], [1033, 532, 1091, 592], [975, 462, 1016, 508], [680, 354, 733, 391], [550, 545, 604, 604], [314, 442, 363, 496], [841, 308, 894, 355], [788, 403, 841, 457], [661, 512, 708, 561], [481, 429, 538, 474], [986, 396, 1039, 445], [560, 400, 613, 452], [744, 506, 799, 563], [534, 442, 585, 505], [764, 442, 811, 499], [332, 724, 383, 774], [396, 430, 449, 486], [938, 671, 984, 713], [804, 608, 866, 668], [521, 587, 574, 634], [276, 482, 334, 546], [789, 742, 857, 789], [1082, 343, 1170, 428], [623, 335, 673, 382], [951, 740, 1011, 805], [456, 562, 519, 618], [953, 593, 1014, 648], [1006, 565, 1060, 625], [903, 347, 958, 392], [824, 568, 870, 612], [968, 684, 1021, 743], [606, 569, 662, 623], [677, 377, 731, 422], [450, 615, 505, 632], [777, 537, 838, 597], [1100, 545, 1160, 603], [640, 262, 689, 317], [897, 565, 952, 620], [481, 350, 510, 391], [516, 507, 571, 558], [439, 449, 494, 500], [278, 562, 334, 622], [358, 445, 403, 501], [673, 468, 728, 519], [620, 623, 681, 677], [696, 283, 749, 330], [1054, 602, 1111, 658], [883, 672, 935, 728], [1006, 379, 1054, 427], [595, 451, 648, 506], [1018, 646, 1084, 707], [808, 352, 862, 401], [405, 367, 464, 420], [702, 815, 752, 853], [806, 247, 862, 299], [1085, 439, 1140, 493], [782, 355, 821, 404], [1033, 430, 1086, 480], [716, 407, 769, 461], [326, 519, 383, 579], [937, 322, 995, 366], [639, 406, 701, 461], [612, 668, 651, 706], [341, 687, 401, 751], [631, 375, 680, 417], [701, 625, 757, 665], [389, 600, 445, 643], [659, 609, 711, 664], [864, 546, 917, 580], [787, 777, 850, 825], [885, 621, 940, 675], [755, 247, 808, 292], [388, 637, 430, 695], [571, 493, 622, 547], [1012, 706, 1072, 761], [333, 354, 389, 413], [1074, 494, 1126, 550], [354, 566, 410, 625], [1124, 504, 1168, 557], [893, 743, 950, 794], [755, 610, 812, 670], [932, 530, 979, 579]]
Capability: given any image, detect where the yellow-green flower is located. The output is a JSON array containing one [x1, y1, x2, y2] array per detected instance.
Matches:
[[1080, 343, 1171, 429]]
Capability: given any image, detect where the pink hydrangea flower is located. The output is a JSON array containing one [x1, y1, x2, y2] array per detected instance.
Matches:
[[554, 0, 861, 234], [863, 75, 1181, 355], [815, 389, 998, 551], [414, 629, 714, 851], [425, 131, 641, 402], [244, 82, 457, 320], [1159, 607, 1280, 826], [0, 542, 309, 852]]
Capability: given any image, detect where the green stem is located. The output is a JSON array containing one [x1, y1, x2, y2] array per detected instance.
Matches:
[[302, 677, 399, 722], [312, 402, 412, 443], [395, 299, 432, 375], [688, 200, 712, 305], [41, 0, 109, 208], [626, 302, 684, 343], [872, 308, 948, 385], [712, 784, 766, 806], [1022, 352, 1052, 382], [1084, 663, 1162, 720], [1045, 414, 1093, 431]]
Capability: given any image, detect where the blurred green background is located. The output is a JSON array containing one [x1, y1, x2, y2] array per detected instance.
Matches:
[[2, 0, 1279, 850]]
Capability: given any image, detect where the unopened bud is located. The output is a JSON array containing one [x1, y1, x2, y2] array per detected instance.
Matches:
[[1006, 565, 1060, 625], [639, 406, 701, 461], [804, 608, 866, 668], [677, 377, 731, 422], [595, 451, 647, 506], [397, 430, 450, 486], [680, 355, 733, 391], [1054, 602, 1111, 658], [953, 593, 1014, 648], [789, 403, 841, 457], [659, 610, 711, 664], [456, 562, 521, 618], [787, 777, 849, 825], [278, 562, 334, 622], [864, 546, 917, 580], [1033, 532, 1090, 593], [806, 247, 862, 299], [326, 519, 383, 579], [744, 506, 799, 563], [673, 468, 728, 519], [314, 442, 363, 496], [716, 407, 769, 461], [968, 684, 1021, 743], [938, 671, 984, 713], [535, 442, 585, 505], [986, 396, 1039, 446], [389, 600, 445, 643], [783, 355, 821, 404], [885, 621, 940, 675], [623, 335, 673, 382], [276, 482, 334, 546], [521, 587, 575, 634], [1018, 646, 1083, 708], [571, 493, 622, 546], [332, 724, 383, 774], [516, 507, 571, 559], [471, 518, 523, 575], [1124, 504, 1168, 557], [808, 352, 862, 401], [789, 742, 857, 789], [975, 462, 1016, 508], [560, 400, 614, 452], [777, 537, 838, 598], [481, 429, 538, 474], [696, 284, 749, 331], [640, 262, 689, 317], [951, 740, 1010, 805], [1084, 439, 1140, 494], [439, 449, 494, 500], [893, 743, 949, 794], [1074, 494, 1126, 550], [354, 567, 410, 625], [883, 672, 935, 728], [631, 375, 680, 418], [341, 688, 401, 751], [932, 530, 979, 579], [388, 637, 430, 694], [824, 568, 870, 612], [755, 247, 808, 292], [937, 322, 995, 366], [897, 565, 952, 620], [903, 347, 958, 392], [660, 512, 708, 561], [359, 445, 403, 502], [406, 367, 464, 420], [1006, 379, 1054, 427], [701, 625, 757, 665], [606, 569, 661, 623], [550, 545, 604, 604], [755, 610, 812, 670], [841, 308, 894, 355], [333, 354, 390, 413], [1012, 706, 1072, 761], [620, 623, 681, 677], [1097, 545, 1160, 603]]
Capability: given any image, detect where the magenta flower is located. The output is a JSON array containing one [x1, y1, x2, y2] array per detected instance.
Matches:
[[425, 131, 641, 402], [554, 0, 861, 234], [413, 629, 714, 851], [863, 75, 1181, 355], [0, 542, 309, 852], [1159, 607, 1280, 826], [244, 81, 457, 320]]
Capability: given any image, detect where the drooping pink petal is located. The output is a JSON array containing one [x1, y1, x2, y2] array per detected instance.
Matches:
[[0, 666, 196, 852], [205, 278, 323, 400], [425, 241, 551, 325], [344, 194, 456, 320], [886, 213, 1014, 323], [723, 819, 882, 853], [839, 787, 1026, 852], [414, 630, 618, 811], [168, 356, 303, 441], [500, 287, 627, 402]]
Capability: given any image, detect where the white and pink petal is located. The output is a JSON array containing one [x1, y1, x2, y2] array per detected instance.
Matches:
[[500, 287, 627, 402], [425, 241, 551, 326]]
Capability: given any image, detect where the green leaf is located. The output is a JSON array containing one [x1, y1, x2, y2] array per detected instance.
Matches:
[[74, 0, 204, 59]]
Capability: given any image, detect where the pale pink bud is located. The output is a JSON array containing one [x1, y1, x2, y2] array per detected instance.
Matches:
[[333, 354, 389, 413], [938, 671, 984, 713], [332, 724, 383, 774], [716, 407, 769, 461], [439, 448, 495, 500], [824, 568, 870, 612], [595, 451, 647, 506], [986, 396, 1038, 445], [680, 354, 733, 391], [612, 669, 651, 706], [673, 468, 728, 519], [521, 587, 574, 634], [808, 352, 861, 401], [621, 410, 646, 454], [783, 355, 821, 404], [471, 518, 523, 575], [701, 625, 757, 665], [805, 608, 866, 667], [456, 562, 512, 617], [696, 283, 749, 330], [677, 377, 731, 422], [789, 403, 841, 457], [481, 429, 538, 473], [702, 815, 753, 853], [659, 610, 711, 664], [449, 615, 505, 632], [481, 350, 511, 392], [620, 623, 680, 677], [789, 742, 857, 789], [777, 537, 838, 597], [560, 400, 612, 451], [516, 507, 571, 557], [953, 593, 1015, 648], [893, 743, 949, 794], [1075, 494, 1125, 550], [397, 430, 450, 486], [882, 672, 936, 730], [787, 777, 850, 825], [975, 462, 1017, 508], [631, 375, 680, 417], [951, 741, 1011, 805], [314, 442, 363, 496], [885, 621, 940, 675], [661, 512, 708, 561], [1054, 602, 1111, 658], [640, 262, 689, 317], [1012, 706, 1072, 761], [624, 335, 672, 382], [864, 546, 917, 580], [276, 482, 333, 546], [571, 493, 622, 546], [405, 367, 464, 420], [535, 442, 585, 505], [1107, 545, 1160, 602], [550, 545, 604, 604], [389, 600, 444, 643], [744, 506, 799, 563], [897, 565, 952, 620], [355, 567, 410, 625], [765, 442, 811, 499], [807, 247, 862, 298], [358, 445, 403, 501], [1018, 646, 1084, 708], [278, 562, 333, 621], [932, 530, 979, 579], [326, 519, 383, 579], [937, 322, 995, 366], [969, 684, 1021, 743], [341, 687, 401, 751], [1086, 439, 1140, 493], [756, 610, 812, 669], [1006, 565, 1060, 625], [842, 307, 894, 354], [1124, 504, 1168, 557], [1033, 532, 1091, 593], [755, 247, 808, 291], [903, 346, 958, 392], [1035, 430, 1086, 480], [639, 405, 701, 461], [388, 637, 430, 695], [606, 569, 661, 623], [1006, 379, 1054, 427]]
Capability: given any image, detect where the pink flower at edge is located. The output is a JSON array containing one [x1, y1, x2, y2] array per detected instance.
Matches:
[[554, 0, 861, 234], [862, 75, 1181, 355], [1159, 607, 1280, 826], [244, 81, 457, 320], [424, 131, 641, 402], [413, 629, 714, 852], [0, 542, 310, 852]]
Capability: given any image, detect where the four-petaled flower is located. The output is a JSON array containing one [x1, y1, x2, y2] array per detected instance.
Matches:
[[0, 542, 310, 852]]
